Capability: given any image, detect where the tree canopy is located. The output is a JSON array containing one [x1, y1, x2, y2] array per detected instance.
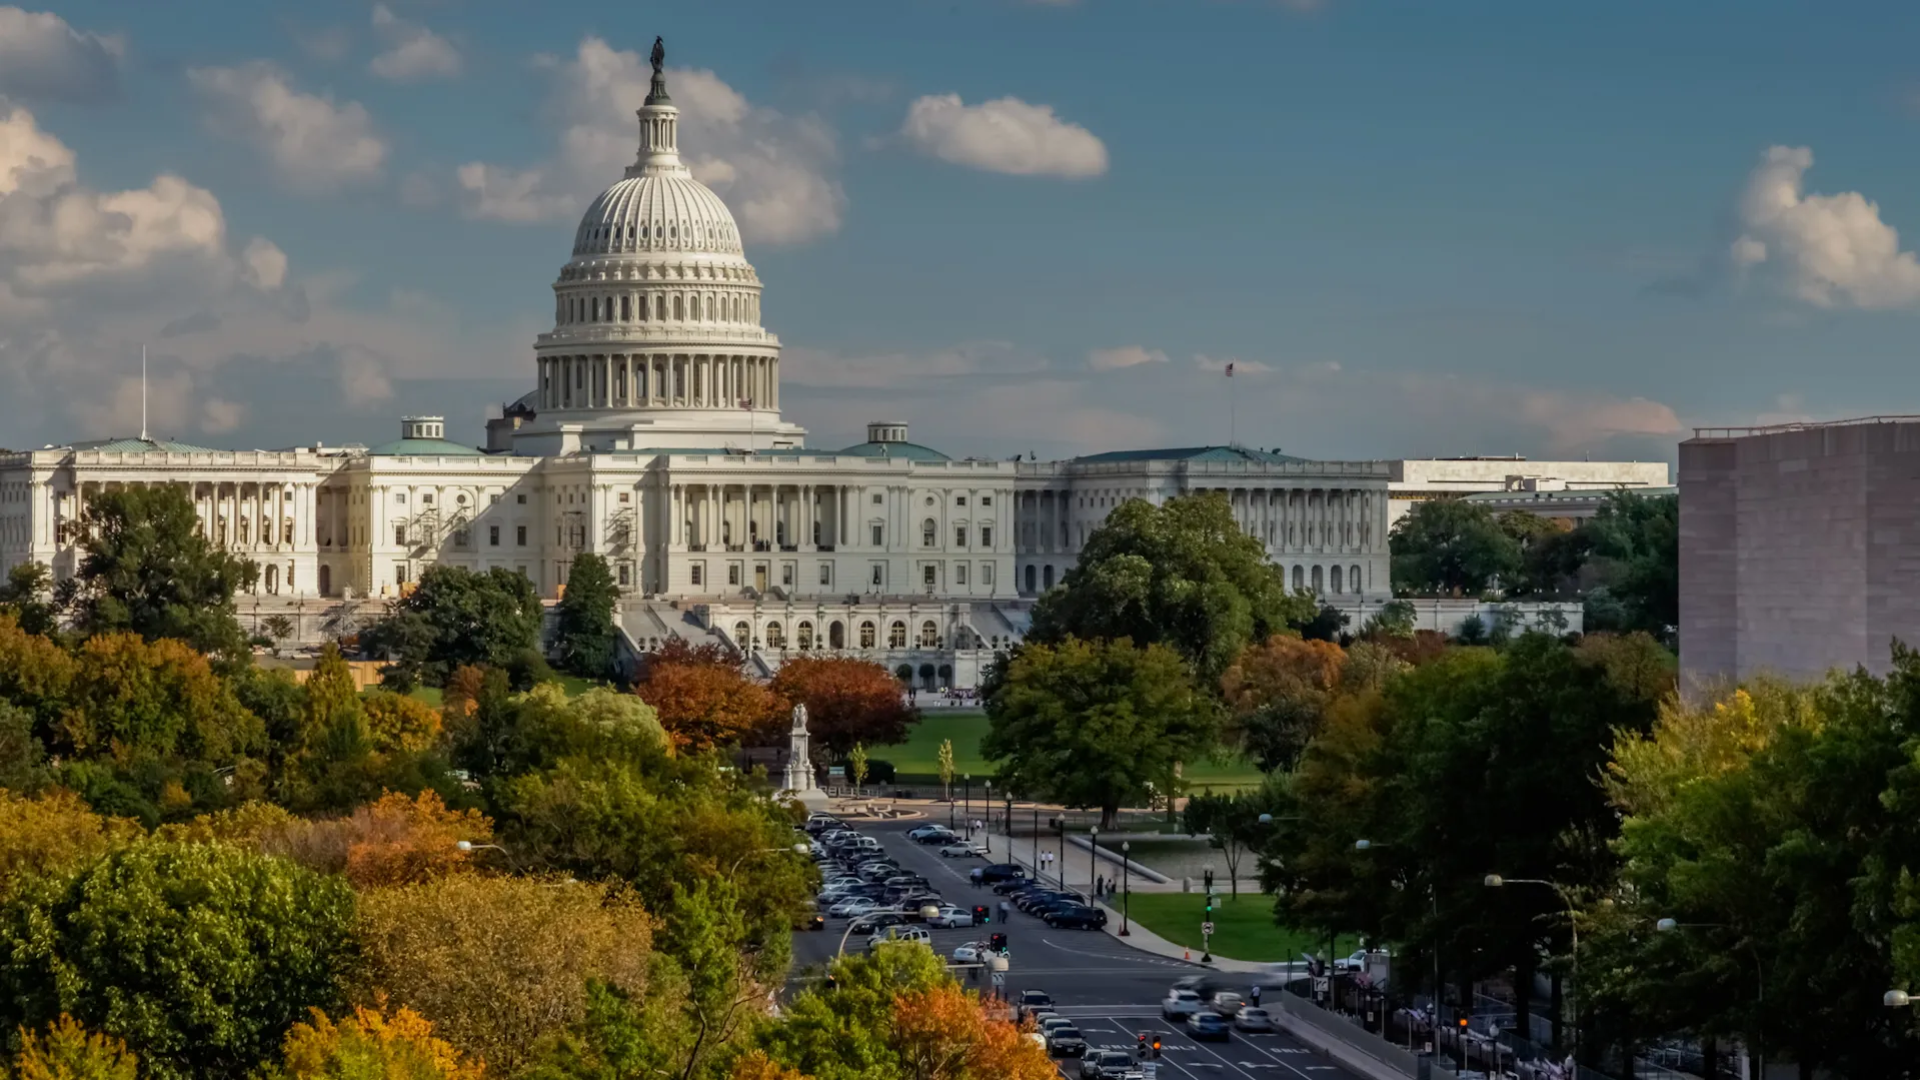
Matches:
[[362, 566, 544, 689], [983, 637, 1214, 827], [1387, 498, 1521, 596], [769, 656, 917, 760], [1028, 493, 1316, 681], [71, 486, 256, 658], [553, 553, 620, 680]]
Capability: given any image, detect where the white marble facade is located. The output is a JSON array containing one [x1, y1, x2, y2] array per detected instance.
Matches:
[[0, 57, 1400, 682]]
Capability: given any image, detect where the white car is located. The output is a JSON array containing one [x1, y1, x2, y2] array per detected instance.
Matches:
[[828, 897, 880, 918], [938, 843, 983, 858], [925, 905, 972, 928], [951, 942, 990, 963], [1210, 991, 1246, 1017], [1334, 948, 1389, 972], [1161, 989, 1204, 1020]]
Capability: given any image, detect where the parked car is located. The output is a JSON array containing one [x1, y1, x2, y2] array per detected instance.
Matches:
[[848, 912, 907, 935], [827, 897, 879, 918], [1045, 1025, 1088, 1058], [1233, 1007, 1275, 1032], [866, 926, 931, 949], [925, 905, 972, 929], [1043, 904, 1107, 931], [1333, 947, 1390, 972], [969, 863, 1027, 884], [938, 843, 980, 858], [1161, 990, 1204, 1020], [1188, 1013, 1231, 1042]]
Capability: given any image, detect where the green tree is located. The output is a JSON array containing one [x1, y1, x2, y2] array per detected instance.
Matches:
[[1027, 493, 1315, 682], [1359, 599, 1417, 640], [261, 614, 295, 647], [71, 486, 256, 658], [745, 943, 950, 1079], [847, 743, 869, 795], [1584, 491, 1678, 644], [0, 840, 356, 1080], [983, 637, 1214, 828], [554, 553, 620, 680], [1388, 498, 1522, 596], [1181, 787, 1280, 898], [0, 562, 61, 638], [936, 739, 954, 803], [362, 566, 543, 688]]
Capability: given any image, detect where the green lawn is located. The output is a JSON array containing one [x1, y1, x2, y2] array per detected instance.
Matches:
[[876, 709, 1265, 790], [1118, 892, 1354, 963], [406, 674, 604, 709]]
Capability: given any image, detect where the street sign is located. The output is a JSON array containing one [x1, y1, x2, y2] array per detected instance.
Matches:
[[1142, 1064, 1158, 1078], [1201, 920, 1215, 935], [990, 971, 1005, 987]]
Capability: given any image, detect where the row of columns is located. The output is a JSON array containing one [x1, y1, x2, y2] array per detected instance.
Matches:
[[540, 352, 778, 411], [1020, 485, 1379, 556], [671, 482, 841, 550]]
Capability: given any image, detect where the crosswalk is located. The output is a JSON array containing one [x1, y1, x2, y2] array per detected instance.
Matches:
[[1042, 1007, 1359, 1080]]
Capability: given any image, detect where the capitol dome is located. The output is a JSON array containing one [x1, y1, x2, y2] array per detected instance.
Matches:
[[515, 40, 804, 458]]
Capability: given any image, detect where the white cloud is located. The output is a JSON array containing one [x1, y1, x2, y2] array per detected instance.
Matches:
[[241, 237, 287, 291], [188, 63, 387, 194], [0, 7, 122, 103], [1731, 145, 1920, 309], [201, 397, 245, 433], [454, 37, 845, 245], [900, 93, 1107, 178], [337, 347, 394, 406], [369, 4, 461, 83], [783, 340, 1048, 390], [1087, 345, 1166, 371]]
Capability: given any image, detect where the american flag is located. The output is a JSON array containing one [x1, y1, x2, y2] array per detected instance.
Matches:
[[1225, 362, 1234, 378]]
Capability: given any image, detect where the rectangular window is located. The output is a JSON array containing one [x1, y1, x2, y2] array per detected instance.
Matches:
[[394, 524, 406, 546], [782, 564, 794, 586], [620, 491, 631, 503], [954, 525, 966, 548], [453, 528, 471, 548], [871, 563, 884, 587], [871, 524, 884, 546], [980, 526, 992, 547], [490, 493, 500, 505], [923, 564, 937, 586], [956, 563, 968, 586], [982, 496, 992, 506], [395, 493, 406, 504], [516, 525, 527, 546], [618, 564, 630, 587], [872, 493, 883, 504], [489, 525, 500, 546], [395, 564, 407, 585], [956, 496, 967, 506], [691, 563, 704, 586], [819, 563, 832, 586], [982, 563, 994, 586], [422, 493, 434, 506], [729, 564, 742, 586], [517, 494, 527, 505]]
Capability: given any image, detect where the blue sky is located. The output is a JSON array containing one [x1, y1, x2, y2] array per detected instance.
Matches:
[[8, 1, 1920, 463]]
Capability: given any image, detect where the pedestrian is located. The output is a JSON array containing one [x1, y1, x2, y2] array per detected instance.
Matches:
[[998, 899, 1010, 923], [1249, 984, 1261, 1008]]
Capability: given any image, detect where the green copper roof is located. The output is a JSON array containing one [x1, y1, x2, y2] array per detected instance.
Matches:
[[834, 440, 952, 462], [69, 436, 220, 453], [1073, 445, 1304, 465], [365, 437, 488, 457]]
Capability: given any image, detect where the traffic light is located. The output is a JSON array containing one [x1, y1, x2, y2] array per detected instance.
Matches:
[[1136, 1033, 1148, 1059], [972, 904, 990, 925], [1151, 1036, 1162, 1059], [989, 933, 1007, 953]]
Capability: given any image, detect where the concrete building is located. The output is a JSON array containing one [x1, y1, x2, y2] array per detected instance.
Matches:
[[1680, 416, 1920, 683], [1389, 457, 1671, 529]]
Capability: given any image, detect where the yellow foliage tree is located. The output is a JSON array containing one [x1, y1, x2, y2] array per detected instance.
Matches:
[[11, 1015, 139, 1080], [339, 791, 491, 889], [1603, 679, 1824, 818], [0, 789, 140, 897], [362, 694, 443, 755], [726, 1051, 810, 1080], [279, 1002, 484, 1080]]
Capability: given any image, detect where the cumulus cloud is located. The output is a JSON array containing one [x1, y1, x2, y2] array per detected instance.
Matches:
[[455, 37, 845, 245], [1086, 345, 1167, 371], [188, 62, 387, 194], [0, 7, 122, 104], [783, 340, 1048, 391], [900, 94, 1107, 178], [200, 397, 245, 433], [369, 4, 461, 82], [1731, 145, 1920, 309]]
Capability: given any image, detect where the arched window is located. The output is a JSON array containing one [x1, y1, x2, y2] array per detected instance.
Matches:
[[318, 564, 332, 596], [1311, 565, 1324, 594], [1351, 564, 1363, 594], [888, 621, 907, 649], [621, 295, 632, 321], [1331, 565, 1344, 594], [1042, 565, 1055, 590], [733, 621, 750, 648], [1025, 565, 1036, 594], [859, 621, 876, 648], [656, 294, 667, 320], [923, 518, 937, 547], [674, 295, 684, 320], [1292, 565, 1304, 590], [797, 621, 815, 650], [919, 620, 939, 648], [765, 621, 786, 649], [829, 621, 845, 649]]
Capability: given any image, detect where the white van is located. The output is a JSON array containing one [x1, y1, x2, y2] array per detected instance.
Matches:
[[867, 926, 932, 950]]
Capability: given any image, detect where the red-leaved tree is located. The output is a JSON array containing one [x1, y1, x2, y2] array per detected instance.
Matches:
[[769, 656, 916, 762]]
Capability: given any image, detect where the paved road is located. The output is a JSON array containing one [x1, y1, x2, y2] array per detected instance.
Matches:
[[792, 819, 1370, 1080]]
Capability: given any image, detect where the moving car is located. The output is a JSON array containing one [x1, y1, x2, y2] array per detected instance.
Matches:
[[1043, 904, 1107, 930], [1334, 947, 1390, 972], [924, 905, 972, 928], [865, 926, 931, 949], [1210, 991, 1246, 1017], [950, 942, 994, 964], [1045, 1025, 1088, 1058], [907, 825, 957, 843], [1233, 1007, 1275, 1032], [1161, 989, 1204, 1020], [1188, 1013, 1231, 1042], [1016, 990, 1054, 1021], [969, 863, 1027, 884], [1079, 1050, 1136, 1080], [848, 912, 907, 935]]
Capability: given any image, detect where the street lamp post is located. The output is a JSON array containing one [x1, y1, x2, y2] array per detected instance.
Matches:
[[455, 840, 521, 870], [1120, 840, 1132, 936], [1486, 875, 1579, 1060], [728, 843, 812, 876], [1659, 918, 1763, 1078], [1089, 826, 1100, 899], [1356, 839, 1442, 1048], [963, 774, 971, 829], [984, 781, 993, 855], [1201, 863, 1215, 963], [1031, 803, 1040, 874]]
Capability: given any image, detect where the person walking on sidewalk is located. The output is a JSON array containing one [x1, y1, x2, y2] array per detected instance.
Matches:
[[1249, 984, 1262, 1009], [998, 899, 1010, 924]]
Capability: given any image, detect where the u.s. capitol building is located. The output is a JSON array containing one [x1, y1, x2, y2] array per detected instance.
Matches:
[[0, 60, 1399, 685]]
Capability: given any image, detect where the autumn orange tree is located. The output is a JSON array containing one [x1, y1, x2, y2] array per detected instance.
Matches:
[[769, 656, 916, 761], [1219, 634, 1348, 772], [636, 659, 777, 752], [277, 1001, 485, 1079], [890, 984, 1055, 1080], [11, 1015, 139, 1080]]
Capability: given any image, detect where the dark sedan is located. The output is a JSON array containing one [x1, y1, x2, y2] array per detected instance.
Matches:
[[1043, 904, 1107, 930], [848, 912, 907, 935]]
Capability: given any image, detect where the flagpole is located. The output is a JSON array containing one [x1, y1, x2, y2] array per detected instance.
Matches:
[[140, 344, 148, 441], [1226, 359, 1236, 447]]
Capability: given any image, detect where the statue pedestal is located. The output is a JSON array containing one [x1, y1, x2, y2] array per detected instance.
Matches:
[[785, 786, 829, 813], [780, 703, 827, 813]]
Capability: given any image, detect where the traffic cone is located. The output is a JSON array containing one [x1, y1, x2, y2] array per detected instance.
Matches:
[[1183, 948, 1191, 961]]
